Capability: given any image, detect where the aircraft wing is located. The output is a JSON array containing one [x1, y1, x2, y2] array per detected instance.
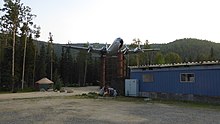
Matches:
[[62, 44, 104, 54], [141, 48, 160, 51], [123, 48, 160, 54]]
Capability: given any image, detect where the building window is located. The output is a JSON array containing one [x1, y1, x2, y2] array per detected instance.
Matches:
[[143, 74, 154, 82], [180, 73, 195, 82]]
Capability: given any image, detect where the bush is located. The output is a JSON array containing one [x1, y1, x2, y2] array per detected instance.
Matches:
[[53, 69, 63, 90], [54, 78, 62, 91], [18, 87, 37, 92]]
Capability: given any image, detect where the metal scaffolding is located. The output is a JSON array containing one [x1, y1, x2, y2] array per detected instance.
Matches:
[[100, 52, 127, 95]]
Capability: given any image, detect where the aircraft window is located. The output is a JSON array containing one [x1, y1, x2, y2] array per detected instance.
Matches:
[[143, 74, 154, 82], [180, 73, 195, 82]]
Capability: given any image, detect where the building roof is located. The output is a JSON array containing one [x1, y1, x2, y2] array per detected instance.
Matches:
[[129, 61, 220, 70], [35, 78, 54, 84]]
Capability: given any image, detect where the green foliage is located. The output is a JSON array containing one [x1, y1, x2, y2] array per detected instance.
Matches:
[[1, 0, 25, 92], [151, 38, 220, 63], [0, 0, 38, 91], [53, 69, 62, 90], [154, 52, 165, 64], [165, 52, 182, 64], [36, 44, 46, 80], [76, 49, 87, 86], [60, 47, 76, 86], [17, 87, 37, 92], [127, 39, 152, 66], [209, 47, 214, 60], [54, 79, 62, 90], [0, 0, 23, 30], [76, 92, 99, 99]]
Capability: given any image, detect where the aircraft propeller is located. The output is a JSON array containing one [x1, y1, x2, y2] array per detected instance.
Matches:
[[122, 44, 130, 54], [87, 43, 93, 53]]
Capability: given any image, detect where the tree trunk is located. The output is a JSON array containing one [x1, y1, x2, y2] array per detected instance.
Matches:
[[32, 42, 37, 86], [21, 31, 28, 90], [12, 28, 16, 92], [83, 56, 88, 86], [50, 47, 53, 80]]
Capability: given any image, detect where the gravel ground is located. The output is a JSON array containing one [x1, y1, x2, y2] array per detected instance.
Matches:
[[0, 86, 99, 100], [0, 87, 220, 124]]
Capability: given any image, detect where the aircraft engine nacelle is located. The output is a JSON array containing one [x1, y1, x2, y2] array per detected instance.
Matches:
[[87, 44, 93, 53], [100, 46, 107, 54], [122, 45, 129, 54], [133, 41, 145, 53]]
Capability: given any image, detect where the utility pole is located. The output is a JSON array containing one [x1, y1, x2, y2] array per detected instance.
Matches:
[[48, 32, 53, 80]]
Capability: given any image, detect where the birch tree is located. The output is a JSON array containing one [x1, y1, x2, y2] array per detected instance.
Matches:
[[20, 6, 36, 89]]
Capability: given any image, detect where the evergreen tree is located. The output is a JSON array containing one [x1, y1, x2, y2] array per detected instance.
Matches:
[[46, 32, 54, 80], [0, 0, 36, 91], [60, 47, 66, 85], [53, 69, 62, 90], [76, 50, 87, 86], [32, 25, 40, 84], [209, 47, 214, 60], [36, 44, 46, 80], [60, 47, 75, 86], [0, 46, 12, 90], [139, 40, 151, 65], [196, 54, 208, 62], [24, 34, 35, 87], [0, 0, 25, 91]]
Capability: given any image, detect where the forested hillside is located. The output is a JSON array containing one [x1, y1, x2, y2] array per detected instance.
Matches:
[[150, 38, 220, 62]]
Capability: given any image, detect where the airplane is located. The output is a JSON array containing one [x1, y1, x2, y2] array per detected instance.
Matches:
[[63, 37, 159, 55]]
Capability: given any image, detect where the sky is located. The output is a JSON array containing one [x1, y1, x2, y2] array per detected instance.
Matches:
[[1, 0, 220, 44]]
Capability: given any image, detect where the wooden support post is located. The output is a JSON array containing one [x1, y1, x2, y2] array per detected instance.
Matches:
[[118, 52, 124, 78]]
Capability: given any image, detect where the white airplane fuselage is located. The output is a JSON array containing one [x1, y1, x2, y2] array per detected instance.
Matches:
[[106, 38, 123, 55]]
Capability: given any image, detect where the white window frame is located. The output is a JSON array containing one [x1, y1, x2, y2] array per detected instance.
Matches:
[[180, 73, 195, 83], [142, 74, 154, 82]]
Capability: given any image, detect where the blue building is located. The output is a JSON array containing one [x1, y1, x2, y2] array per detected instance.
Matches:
[[129, 61, 220, 102]]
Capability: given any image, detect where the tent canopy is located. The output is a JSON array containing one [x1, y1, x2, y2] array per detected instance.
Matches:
[[35, 78, 54, 84]]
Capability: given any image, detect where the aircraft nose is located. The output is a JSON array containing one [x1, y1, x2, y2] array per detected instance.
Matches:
[[120, 38, 123, 45], [119, 38, 123, 49]]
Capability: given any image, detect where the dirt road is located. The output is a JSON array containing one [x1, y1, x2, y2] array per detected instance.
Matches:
[[0, 86, 99, 100], [0, 86, 220, 124]]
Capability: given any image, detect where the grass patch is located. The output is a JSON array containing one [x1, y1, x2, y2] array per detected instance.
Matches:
[[0, 91, 11, 94], [0, 88, 37, 94], [92, 96, 220, 110], [3, 91, 220, 111], [64, 92, 99, 99], [149, 99, 220, 110], [17, 88, 38, 93], [113, 96, 146, 103], [77, 92, 99, 98], [64, 93, 220, 110]]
